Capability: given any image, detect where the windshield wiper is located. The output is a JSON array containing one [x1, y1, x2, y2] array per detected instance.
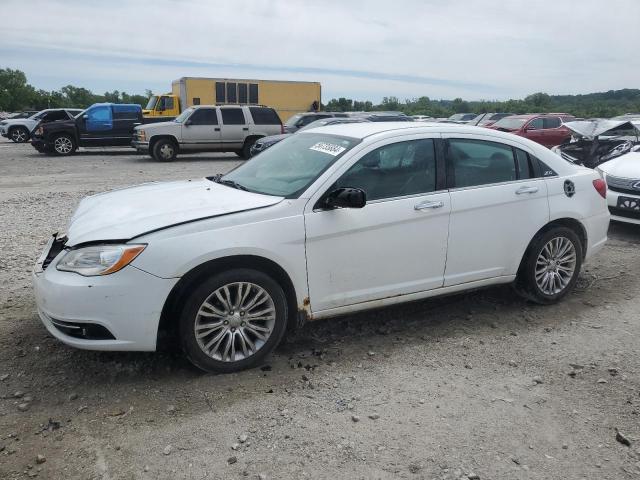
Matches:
[[210, 174, 249, 191]]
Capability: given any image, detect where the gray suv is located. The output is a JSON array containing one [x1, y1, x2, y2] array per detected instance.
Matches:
[[132, 105, 283, 161]]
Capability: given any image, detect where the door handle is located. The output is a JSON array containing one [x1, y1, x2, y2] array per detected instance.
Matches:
[[214, 127, 220, 131], [515, 186, 539, 195], [242, 127, 249, 131], [414, 200, 444, 210]]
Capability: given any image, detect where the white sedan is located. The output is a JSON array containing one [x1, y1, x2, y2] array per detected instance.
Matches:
[[33, 123, 609, 372], [597, 151, 640, 224]]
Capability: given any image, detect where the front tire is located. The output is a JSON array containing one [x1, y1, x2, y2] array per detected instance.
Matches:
[[10, 126, 29, 143], [52, 134, 76, 156], [515, 226, 583, 304], [239, 137, 259, 159], [179, 269, 288, 373], [152, 139, 177, 161]]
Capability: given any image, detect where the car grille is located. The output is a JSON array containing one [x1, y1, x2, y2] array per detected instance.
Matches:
[[606, 174, 640, 196]]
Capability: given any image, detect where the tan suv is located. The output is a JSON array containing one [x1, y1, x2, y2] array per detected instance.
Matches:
[[132, 105, 283, 161]]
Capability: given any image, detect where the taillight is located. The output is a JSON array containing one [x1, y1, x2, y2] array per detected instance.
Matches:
[[593, 178, 606, 199]]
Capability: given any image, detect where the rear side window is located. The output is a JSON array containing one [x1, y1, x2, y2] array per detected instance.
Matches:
[[249, 107, 281, 125], [189, 108, 217, 125], [43, 110, 68, 121], [514, 148, 534, 179], [543, 117, 561, 129], [447, 139, 516, 188], [113, 105, 140, 120], [221, 108, 245, 125]]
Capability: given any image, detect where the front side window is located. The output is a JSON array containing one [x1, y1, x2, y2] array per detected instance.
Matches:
[[84, 106, 113, 131], [43, 111, 68, 121], [188, 108, 218, 125], [174, 107, 194, 123], [448, 139, 516, 188], [527, 118, 544, 130], [158, 96, 174, 111], [333, 139, 437, 201], [221, 108, 245, 125], [222, 133, 359, 197]]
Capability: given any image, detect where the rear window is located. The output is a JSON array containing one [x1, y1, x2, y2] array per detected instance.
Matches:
[[543, 117, 561, 129], [112, 105, 140, 120], [249, 107, 281, 125]]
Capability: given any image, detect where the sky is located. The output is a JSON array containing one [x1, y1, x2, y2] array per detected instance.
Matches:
[[1, 0, 639, 102]]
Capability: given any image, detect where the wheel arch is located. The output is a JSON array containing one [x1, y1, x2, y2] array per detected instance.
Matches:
[[517, 217, 588, 276], [149, 134, 180, 153], [156, 254, 299, 348]]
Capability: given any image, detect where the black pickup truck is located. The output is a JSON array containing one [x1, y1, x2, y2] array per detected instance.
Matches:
[[31, 103, 164, 155]]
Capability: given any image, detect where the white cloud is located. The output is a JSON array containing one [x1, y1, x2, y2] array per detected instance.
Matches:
[[1, 0, 638, 101]]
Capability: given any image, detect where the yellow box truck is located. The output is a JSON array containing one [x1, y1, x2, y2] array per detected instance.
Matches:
[[143, 77, 321, 122]]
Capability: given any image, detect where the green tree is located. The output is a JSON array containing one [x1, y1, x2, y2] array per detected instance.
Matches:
[[0, 68, 37, 111]]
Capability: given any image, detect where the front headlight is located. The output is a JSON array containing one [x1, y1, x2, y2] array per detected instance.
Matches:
[[137, 129, 146, 141], [56, 244, 146, 276], [34, 126, 43, 136]]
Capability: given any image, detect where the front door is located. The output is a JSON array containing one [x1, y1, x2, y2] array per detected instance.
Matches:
[[304, 136, 451, 313], [80, 105, 113, 145], [181, 107, 220, 150], [442, 135, 549, 286]]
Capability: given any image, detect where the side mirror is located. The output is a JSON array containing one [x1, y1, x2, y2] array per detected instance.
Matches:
[[184, 119, 192, 126], [323, 187, 366, 209]]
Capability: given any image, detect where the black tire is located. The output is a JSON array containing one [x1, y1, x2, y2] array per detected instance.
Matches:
[[10, 126, 29, 143], [152, 139, 178, 162], [239, 137, 259, 159], [178, 268, 288, 373], [52, 134, 76, 156], [515, 226, 583, 305]]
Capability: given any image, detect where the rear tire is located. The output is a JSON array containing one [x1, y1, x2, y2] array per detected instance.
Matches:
[[239, 137, 259, 159], [152, 139, 177, 162], [515, 226, 583, 304], [10, 126, 29, 143], [52, 134, 76, 156], [178, 268, 288, 373]]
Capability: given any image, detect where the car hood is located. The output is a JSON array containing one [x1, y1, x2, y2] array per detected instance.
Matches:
[[257, 133, 291, 144], [139, 121, 180, 130], [564, 119, 639, 140], [1, 118, 36, 127], [65, 179, 284, 246], [598, 152, 640, 178]]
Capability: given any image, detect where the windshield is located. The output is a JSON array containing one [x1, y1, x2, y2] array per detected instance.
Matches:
[[492, 117, 528, 130], [221, 133, 359, 197], [174, 107, 194, 123], [285, 114, 303, 127], [145, 96, 158, 110]]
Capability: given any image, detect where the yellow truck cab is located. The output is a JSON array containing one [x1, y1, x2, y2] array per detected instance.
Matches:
[[143, 94, 180, 118], [143, 77, 321, 122]]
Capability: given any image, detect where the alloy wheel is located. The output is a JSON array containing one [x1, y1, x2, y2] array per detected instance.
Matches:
[[535, 236, 576, 295], [159, 143, 174, 160], [11, 129, 27, 142], [54, 136, 73, 154], [194, 282, 276, 362]]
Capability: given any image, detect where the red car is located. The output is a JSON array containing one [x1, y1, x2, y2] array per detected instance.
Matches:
[[487, 113, 575, 148]]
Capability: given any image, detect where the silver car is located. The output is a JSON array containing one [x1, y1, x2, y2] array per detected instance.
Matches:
[[0, 108, 82, 143]]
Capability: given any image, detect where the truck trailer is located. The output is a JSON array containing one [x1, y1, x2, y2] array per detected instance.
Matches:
[[144, 77, 321, 122]]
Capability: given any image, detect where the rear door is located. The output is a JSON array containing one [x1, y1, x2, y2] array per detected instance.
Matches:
[[442, 135, 549, 286], [542, 116, 569, 147], [180, 108, 220, 150], [220, 107, 248, 150], [111, 105, 142, 145]]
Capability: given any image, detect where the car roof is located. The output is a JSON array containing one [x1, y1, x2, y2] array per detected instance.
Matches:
[[306, 121, 482, 139]]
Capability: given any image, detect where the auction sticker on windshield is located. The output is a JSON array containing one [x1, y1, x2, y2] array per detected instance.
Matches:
[[309, 142, 346, 156]]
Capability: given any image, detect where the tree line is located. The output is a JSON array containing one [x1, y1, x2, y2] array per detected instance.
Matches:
[[2, 67, 639, 118], [0, 68, 149, 111]]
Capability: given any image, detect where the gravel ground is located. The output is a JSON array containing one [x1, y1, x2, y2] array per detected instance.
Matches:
[[0, 141, 639, 480]]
